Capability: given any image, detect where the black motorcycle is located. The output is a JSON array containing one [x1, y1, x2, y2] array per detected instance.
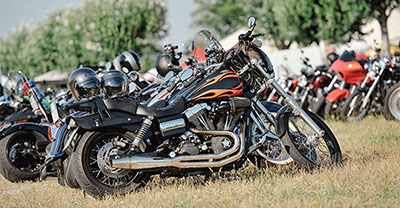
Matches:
[[44, 17, 340, 197]]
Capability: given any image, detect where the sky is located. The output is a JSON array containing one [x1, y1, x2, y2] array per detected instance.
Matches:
[[0, 0, 201, 44]]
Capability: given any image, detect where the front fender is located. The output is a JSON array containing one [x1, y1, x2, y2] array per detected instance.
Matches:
[[325, 89, 350, 103], [260, 101, 282, 112], [0, 122, 48, 140], [274, 105, 292, 137]]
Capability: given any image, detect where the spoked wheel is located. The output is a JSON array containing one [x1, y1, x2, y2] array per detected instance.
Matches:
[[71, 131, 149, 197], [324, 100, 342, 120], [249, 102, 292, 168], [341, 90, 370, 122], [0, 131, 46, 182], [384, 83, 400, 121], [281, 109, 341, 169]]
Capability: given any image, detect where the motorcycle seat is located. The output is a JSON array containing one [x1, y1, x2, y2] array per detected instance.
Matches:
[[137, 96, 186, 118], [103, 97, 138, 115]]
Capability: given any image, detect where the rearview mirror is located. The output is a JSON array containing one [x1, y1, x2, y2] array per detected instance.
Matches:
[[180, 68, 194, 81], [247, 16, 256, 28], [162, 71, 174, 85], [105, 62, 112, 70]]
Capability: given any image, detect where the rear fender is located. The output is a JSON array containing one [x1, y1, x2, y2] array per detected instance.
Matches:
[[70, 125, 140, 153], [325, 89, 350, 103], [0, 122, 48, 140]]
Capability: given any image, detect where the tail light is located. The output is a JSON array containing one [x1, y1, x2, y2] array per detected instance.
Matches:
[[15, 120, 27, 124]]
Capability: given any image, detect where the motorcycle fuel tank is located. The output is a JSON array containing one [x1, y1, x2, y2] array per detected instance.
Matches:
[[185, 68, 243, 102]]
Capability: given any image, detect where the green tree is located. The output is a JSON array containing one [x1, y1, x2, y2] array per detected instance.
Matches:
[[0, 0, 167, 78], [192, 0, 376, 49], [193, 0, 247, 38], [363, 0, 399, 56]]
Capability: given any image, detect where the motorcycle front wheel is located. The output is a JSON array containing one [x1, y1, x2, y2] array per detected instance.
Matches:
[[340, 90, 371, 122], [384, 83, 400, 121], [0, 130, 47, 182], [248, 101, 292, 168], [71, 130, 149, 198], [281, 109, 341, 169]]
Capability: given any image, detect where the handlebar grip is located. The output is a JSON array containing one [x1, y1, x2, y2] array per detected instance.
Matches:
[[169, 65, 182, 72]]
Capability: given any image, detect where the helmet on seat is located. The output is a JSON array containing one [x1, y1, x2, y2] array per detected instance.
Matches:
[[155, 54, 171, 77], [113, 51, 141, 74], [68, 67, 100, 100], [101, 70, 128, 98]]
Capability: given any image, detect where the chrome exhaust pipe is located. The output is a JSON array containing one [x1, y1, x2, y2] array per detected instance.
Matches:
[[111, 128, 244, 170]]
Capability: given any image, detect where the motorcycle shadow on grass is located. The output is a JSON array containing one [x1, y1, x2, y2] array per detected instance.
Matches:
[[122, 162, 343, 195]]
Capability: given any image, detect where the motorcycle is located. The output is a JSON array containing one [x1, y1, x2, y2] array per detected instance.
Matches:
[[0, 72, 53, 182], [384, 51, 400, 121], [341, 51, 400, 122], [43, 17, 341, 197], [323, 50, 369, 119]]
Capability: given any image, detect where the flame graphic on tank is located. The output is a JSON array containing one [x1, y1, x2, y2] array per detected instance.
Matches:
[[189, 71, 243, 101]]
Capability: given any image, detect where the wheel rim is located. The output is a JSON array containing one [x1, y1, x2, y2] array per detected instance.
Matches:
[[84, 133, 141, 188], [388, 87, 400, 120], [251, 118, 292, 164], [6, 134, 42, 173], [288, 115, 335, 166], [346, 92, 368, 122]]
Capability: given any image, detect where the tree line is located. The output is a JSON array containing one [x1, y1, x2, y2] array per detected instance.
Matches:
[[0, 0, 166, 78], [0, 0, 398, 78], [194, 0, 399, 55]]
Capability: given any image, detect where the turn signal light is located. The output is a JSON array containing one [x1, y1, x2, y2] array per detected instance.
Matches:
[[22, 82, 29, 89]]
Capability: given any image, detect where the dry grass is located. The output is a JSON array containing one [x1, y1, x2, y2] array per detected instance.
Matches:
[[1, 116, 400, 207]]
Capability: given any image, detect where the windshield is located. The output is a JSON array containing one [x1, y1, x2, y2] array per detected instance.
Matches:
[[187, 30, 224, 65]]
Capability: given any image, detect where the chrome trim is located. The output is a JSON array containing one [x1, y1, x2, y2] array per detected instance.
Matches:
[[111, 128, 244, 170], [62, 127, 79, 152], [252, 60, 324, 137], [159, 118, 185, 132]]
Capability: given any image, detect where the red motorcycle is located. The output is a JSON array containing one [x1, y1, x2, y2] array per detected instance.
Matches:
[[323, 50, 369, 119]]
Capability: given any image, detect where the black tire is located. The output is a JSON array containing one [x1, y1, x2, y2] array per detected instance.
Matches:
[[340, 90, 370, 122], [384, 83, 400, 121], [71, 131, 150, 197], [63, 156, 80, 189], [281, 109, 341, 169], [0, 130, 47, 182], [310, 95, 326, 117], [323, 101, 342, 120]]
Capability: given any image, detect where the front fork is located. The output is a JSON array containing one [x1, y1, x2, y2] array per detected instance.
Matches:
[[252, 59, 324, 138], [270, 80, 325, 137]]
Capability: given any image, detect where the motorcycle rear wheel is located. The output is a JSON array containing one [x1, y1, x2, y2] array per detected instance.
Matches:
[[281, 109, 341, 169], [71, 131, 149, 198]]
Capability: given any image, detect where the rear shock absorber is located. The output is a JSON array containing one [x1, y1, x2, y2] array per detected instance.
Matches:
[[132, 115, 153, 152]]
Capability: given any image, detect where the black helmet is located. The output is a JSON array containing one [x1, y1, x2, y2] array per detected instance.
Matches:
[[68, 67, 100, 101], [101, 70, 128, 98], [113, 51, 141, 74], [155, 54, 171, 77]]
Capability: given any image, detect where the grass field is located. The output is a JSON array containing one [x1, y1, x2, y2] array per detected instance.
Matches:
[[0, 116, 399, 207]]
